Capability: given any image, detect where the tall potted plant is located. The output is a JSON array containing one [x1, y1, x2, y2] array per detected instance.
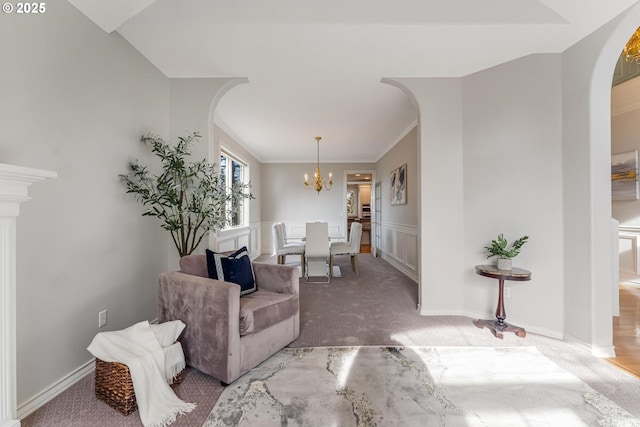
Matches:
[[120, 132, 253, 257], [485, 233, 529, 270]]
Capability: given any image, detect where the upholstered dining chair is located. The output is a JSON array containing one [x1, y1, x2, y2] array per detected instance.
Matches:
[[330, 221, 363, 276], [304, 222, 331, 283], [272, 222, 305, 273]]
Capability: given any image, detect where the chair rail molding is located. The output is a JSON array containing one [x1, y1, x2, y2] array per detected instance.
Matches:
[[0, 163, 56, 427]]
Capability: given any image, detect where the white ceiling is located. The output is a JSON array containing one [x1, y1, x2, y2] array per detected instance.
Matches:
[[69, 0, 640, 163]]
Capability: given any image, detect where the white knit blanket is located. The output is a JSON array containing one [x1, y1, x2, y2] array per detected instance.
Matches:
[[88, 320, 196, 427]]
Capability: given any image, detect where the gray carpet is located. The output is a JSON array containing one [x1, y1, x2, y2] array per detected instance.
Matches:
[[21, 253, 640, 426]]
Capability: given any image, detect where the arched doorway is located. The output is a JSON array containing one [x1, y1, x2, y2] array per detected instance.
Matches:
[[610, 27, 640, 373], [563, 2, 640, 356]]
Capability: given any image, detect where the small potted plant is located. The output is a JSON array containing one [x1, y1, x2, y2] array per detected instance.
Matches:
[[485, 233, 529, 270]]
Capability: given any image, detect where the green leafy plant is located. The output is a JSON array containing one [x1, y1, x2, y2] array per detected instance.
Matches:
[[485, 234, 529, 260], [120, 132, 253, 257]]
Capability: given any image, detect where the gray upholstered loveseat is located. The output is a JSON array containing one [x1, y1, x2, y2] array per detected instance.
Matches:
[[158, 254, 300, 384]]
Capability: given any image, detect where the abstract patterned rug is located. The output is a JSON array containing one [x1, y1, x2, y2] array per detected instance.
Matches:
[[203, 346, 640, 427]]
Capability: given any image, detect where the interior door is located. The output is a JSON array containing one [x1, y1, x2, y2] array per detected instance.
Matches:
[[374, 181, 381, 257]]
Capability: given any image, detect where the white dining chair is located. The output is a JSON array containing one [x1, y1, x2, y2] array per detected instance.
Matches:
[[272, 223, 305, 273], [330, 221, 363, 276], [304, 222, 330, 283]]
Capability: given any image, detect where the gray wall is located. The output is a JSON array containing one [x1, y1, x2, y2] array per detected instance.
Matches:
[[559, 5, 638, 352], [376, 127, 419, 227], [1, 2, 170, 404], [166, 77, 249, 268], [260, 162, 375, 252], [375, 126, 420, 279], [390, 78, 465, 313]]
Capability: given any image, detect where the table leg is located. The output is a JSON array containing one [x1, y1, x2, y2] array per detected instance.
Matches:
[[495, 278, 506, 325], [473, 277, 526, 339]]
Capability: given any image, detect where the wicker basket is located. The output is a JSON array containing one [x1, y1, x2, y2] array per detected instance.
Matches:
[[94, 358, 184, 415]]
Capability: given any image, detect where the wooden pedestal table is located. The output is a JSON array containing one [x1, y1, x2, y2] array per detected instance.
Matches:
[[473, 265, 531, 339]]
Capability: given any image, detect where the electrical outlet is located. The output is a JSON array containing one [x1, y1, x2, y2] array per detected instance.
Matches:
[[98, 309, 107, 328], [504, 287, 511, 299]]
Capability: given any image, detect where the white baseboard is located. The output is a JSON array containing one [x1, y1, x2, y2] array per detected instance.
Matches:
[[380, 252, 418, 283], [17, 358, 95, 420], [419, 308, 468, 317], [563, 333, 616, 358], [17, 318, 159, 420], [423, 309, 565, 340], [590, 346, 616, 358], [1, 420, 20, 427]]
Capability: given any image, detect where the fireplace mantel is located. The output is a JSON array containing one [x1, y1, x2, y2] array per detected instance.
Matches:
[[0, 163, 57, 427]]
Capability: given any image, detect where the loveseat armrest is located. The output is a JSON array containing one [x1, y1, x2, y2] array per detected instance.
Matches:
[[158, 271, 241, 381], [252, 262, 299, 295]]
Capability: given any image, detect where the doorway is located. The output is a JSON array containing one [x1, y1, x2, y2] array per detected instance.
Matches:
[[610, 28, 640, 373], [344, 170, 376, 255]]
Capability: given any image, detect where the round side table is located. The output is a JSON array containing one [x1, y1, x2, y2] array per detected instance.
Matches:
[[473, 264, 531, 339]]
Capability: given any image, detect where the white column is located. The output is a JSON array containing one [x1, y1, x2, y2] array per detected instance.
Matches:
[[0, 164, 56, 427]]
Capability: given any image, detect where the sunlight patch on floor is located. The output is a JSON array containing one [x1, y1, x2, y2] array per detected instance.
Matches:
[[336, 347, 359, 388]]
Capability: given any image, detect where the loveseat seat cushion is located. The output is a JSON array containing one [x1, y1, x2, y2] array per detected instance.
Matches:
[[239, 290, 298, 336]]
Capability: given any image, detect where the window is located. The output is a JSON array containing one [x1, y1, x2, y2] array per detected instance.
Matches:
[[220, 150, 248, 228]]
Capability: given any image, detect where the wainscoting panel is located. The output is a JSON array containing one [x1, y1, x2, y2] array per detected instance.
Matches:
[[619, 234, 638, 274], [261, 222, 345, 255], [216, 223, 261, 258], [379, 222, 418, 282], [405, 233, 419, 272], [288, 223, 343, 240], [618, 226, 640, 286], [249, 224, 261, 259]]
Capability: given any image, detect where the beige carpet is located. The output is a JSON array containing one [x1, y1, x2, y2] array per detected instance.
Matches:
[[204, 346, 640, 427]]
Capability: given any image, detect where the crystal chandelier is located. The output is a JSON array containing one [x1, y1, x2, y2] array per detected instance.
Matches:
[[304, 136, 332, 194], [623, 27, 640, 64]]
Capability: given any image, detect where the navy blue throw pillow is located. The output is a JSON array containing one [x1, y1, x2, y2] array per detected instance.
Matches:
[[205, 247, 257, 296]]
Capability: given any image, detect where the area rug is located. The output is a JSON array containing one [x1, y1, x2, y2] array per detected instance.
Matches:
[[203, 346, 640, 427]]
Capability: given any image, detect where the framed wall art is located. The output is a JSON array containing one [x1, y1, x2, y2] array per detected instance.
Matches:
[[612, 150, 639, 201], [390, 164, 407, 205]]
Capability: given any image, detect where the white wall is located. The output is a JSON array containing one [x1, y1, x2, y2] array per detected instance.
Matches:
[[0, 2, 170, 407], [462, 54, 564, 337]]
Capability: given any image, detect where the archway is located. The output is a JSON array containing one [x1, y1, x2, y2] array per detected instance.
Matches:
[[564, 1, 640, 356]]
